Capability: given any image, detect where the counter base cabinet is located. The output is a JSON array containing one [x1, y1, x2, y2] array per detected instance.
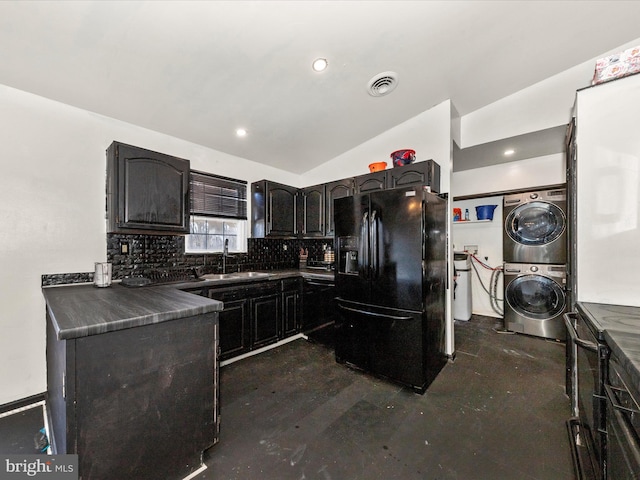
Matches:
[[46, 312, 219, 480], [205, 279, 302, 361], [282, 278, 302, 337]]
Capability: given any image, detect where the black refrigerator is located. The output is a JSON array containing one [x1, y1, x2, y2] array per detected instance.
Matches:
[[334, 185, 447, 393]]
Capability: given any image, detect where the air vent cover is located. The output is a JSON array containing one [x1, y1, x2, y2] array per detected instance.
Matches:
[[367, 71, 399, 97]]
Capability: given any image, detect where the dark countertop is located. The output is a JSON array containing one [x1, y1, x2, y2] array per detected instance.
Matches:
[[43, 269, 334, 341], [577, 302, 640, 396], [43, 283, 223, 340]]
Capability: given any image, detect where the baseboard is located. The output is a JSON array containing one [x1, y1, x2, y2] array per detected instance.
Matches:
[[0, 393, 46, 416]]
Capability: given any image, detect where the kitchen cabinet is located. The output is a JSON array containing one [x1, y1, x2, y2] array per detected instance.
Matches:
[[386, 159, 440, 193], [206, 286, 250, 361], [106, 141, 190, 234], [251, 160, 440, 238], [282, 277, 302, 337], [298, 184, 325, 237], [354, 170, 386, 193], [251, 180, 298, 237], [43, 285, 219, 480], [324, 178, 354, 237], [250, 283, 280, 348], [199, 277, 302, 360]]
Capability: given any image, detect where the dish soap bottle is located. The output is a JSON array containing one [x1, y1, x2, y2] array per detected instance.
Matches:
[[464, 208, 470, 221]]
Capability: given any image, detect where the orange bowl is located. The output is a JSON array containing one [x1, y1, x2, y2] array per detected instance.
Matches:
[[369, 161, 387, 172]]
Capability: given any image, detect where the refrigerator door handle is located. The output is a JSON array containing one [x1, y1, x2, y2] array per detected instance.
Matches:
[[337, 303, 413, 321], [360, 211, 369, 276], [370, 210, 378, 278]]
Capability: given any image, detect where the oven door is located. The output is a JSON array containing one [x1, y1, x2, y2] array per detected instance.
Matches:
[[606, 357, 640, 479], [565, 312, 607, 480]]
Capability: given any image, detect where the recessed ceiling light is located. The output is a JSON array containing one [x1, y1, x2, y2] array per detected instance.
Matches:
[[312, 58, 328, 72], [504, 149, 515, 156], [236, 128, 247, 137]]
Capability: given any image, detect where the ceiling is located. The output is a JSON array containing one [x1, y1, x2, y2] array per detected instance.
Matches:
[[1, 1, 639, 174]]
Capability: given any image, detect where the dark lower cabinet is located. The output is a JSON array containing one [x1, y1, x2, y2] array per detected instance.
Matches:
[[282, 278, 302, 337], [251, 286, 280, 348], [46, 312, 218, 480], [198, 278, 302, 361], [207, 287, 250, 361]]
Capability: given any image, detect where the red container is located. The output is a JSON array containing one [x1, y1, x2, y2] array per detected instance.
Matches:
[[390, 149, 416, 167]]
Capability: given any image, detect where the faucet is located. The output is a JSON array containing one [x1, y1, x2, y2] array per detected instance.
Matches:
[[223, 239, 229, 274]]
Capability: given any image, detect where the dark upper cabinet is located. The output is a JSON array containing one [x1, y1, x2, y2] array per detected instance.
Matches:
[[298, 184, 325, 238], [107, 141, 190, 234], [251, 180, 298, 237], [250, 160, 439, 239], [324, 178, 353, 238], [354, 170, 387, 193], [386, 159, 441, 193]]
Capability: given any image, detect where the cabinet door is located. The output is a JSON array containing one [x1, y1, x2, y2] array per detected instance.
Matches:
[[354, 171, 386, 193], [107, 142, 190, 234], [251, 293, 280, 348], [300, 184, 325, 237], [324, 179, 353, 238], [386, 160, 440, 193], [281, 278, 302, 337], [208, 288, 250, 360], [268, 185, 298, 236], [218, 298, 250, 360]]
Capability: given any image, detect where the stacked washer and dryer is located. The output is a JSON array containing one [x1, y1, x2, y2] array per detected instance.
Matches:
[[503, 188, 568, 340]]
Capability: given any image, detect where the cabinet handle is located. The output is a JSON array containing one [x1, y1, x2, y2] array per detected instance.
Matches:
[[337, 303, 412, 321]]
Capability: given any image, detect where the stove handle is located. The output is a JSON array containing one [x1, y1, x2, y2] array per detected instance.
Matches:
[[563, 312, 598, 352]]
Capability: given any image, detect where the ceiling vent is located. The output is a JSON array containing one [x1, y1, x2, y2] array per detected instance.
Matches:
[[366, 71, 399, 97]]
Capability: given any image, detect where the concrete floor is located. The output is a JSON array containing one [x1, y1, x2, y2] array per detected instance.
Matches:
[[201, 315, 573, 480]]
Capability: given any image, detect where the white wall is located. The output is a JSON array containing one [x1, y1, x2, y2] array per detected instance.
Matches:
[[461, 37, 640, 148], [0, 84, 299, 405], [301, 101, 456, 355]]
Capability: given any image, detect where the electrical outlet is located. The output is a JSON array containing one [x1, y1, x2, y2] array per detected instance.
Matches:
[[120, 241, 130, 255], [283, 244, 288, 251], [464, 245, 478, 254]]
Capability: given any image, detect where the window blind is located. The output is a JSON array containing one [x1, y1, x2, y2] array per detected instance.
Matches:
[[190, 170, 247, 219]]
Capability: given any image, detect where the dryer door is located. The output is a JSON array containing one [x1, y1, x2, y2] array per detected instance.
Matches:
[[505, 201, 566, 246], [505, 274, 566, 320]]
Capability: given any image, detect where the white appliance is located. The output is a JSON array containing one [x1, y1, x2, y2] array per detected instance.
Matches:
[[94, 262, 112, 287], [453, 252, 472, 321], [571, 73, 640, 306]]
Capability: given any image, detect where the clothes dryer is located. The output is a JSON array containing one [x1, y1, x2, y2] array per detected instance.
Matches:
[[503, 263, 567, 340], [503, 188, 566, 264]]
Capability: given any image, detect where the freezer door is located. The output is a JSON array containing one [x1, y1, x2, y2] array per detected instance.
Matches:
[[335, 299, 444, 393]]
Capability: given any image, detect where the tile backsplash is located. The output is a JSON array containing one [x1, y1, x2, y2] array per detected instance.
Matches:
[[42, 234, 334, 286]]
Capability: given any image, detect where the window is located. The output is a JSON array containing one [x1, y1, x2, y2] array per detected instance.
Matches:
[[186, 171, 248, 253]]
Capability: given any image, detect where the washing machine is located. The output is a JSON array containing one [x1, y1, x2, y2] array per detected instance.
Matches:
[[503, 263, 567, 340], [503, 188, 567, 264]]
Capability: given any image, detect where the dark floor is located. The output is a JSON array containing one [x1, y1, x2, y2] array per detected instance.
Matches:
[[0, 403, 46, 454], [0, 316, 573, 479], [201, 315, 573, 480]]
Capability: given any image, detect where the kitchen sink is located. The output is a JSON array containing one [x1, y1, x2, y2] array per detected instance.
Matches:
[[201, 271, 271, 281]]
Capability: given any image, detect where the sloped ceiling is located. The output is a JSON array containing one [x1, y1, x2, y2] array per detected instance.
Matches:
[[0, 1, 639, 173]]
